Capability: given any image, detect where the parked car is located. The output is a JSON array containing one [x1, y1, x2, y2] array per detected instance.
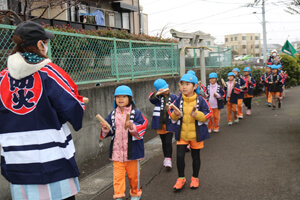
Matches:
[[234, 55, 244, 61], [243, 57, 261, 65], [242, 54, 253, 61]]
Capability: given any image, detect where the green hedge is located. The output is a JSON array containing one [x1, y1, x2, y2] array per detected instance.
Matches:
[[281, 54, 300, 88]]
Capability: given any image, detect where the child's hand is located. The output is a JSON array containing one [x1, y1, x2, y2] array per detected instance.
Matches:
[[125, 120, 133, 130], [190, 105, 197, 118], [100, 122, 107, 128], [275, 80, 278, 84], [214, 93, 218, 97], [173, 109, 181, 116]]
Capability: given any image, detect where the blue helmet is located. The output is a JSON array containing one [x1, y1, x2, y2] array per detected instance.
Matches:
[[114, 85, 133, 96], [244, 67, 251, 72], [186, 70, 196, 76], [271, 65, 278, 70], [209, 72, 218, 79], [154, 79, 169, 91], [232, 68, 240, 73], [228, 72, 235, 77], [180, 74, 200, 95]]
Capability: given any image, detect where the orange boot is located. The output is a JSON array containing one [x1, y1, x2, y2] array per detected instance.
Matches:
[[173, 178, 186, 191], [190, 176, 199, 189]]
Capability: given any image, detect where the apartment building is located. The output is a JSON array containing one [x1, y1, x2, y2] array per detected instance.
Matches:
[[224, 33, 261, 57], [3, 0, 148, 34]]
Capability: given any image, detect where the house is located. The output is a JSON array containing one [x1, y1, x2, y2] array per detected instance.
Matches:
[[2, 0, 148, 34], [224, 33, 261, 57]]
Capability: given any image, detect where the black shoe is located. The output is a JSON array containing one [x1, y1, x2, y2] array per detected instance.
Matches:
[[278, 101, 281, 108], [272, 105, 276, 110]]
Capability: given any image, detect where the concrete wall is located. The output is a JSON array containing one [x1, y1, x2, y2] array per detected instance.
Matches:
[[0, 75, 181, 199]]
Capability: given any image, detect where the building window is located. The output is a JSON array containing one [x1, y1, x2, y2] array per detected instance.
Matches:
[[242, 45, 246, 49], [206, 41, 211, 45], [122, 12, 130, 29], [231, 37, 233, 41], [255, 53, 260, 57], [115, 12, 122, 28], [251, 36, 253, 40], [235, 37, 237, 41], [235, 45, 238, 50], [225, 38, 228, 42], [255, 45, 259, 48], [251, 45, 253, 49], [255, 36, 259, 40], [242, 36, 246, 40]]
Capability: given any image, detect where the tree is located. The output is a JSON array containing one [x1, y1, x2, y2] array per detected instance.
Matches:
[[0, 0, 80, 24], [247, 0, 300, 14]]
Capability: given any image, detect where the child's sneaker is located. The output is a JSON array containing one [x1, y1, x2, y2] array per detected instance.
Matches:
[[278, 101, 281, 108], [228, 122, 233, 125], [268, 103, 272, 107], [190, 176, 199, 189], [238, 115, 243, 119], [208, 129, 212, 133], [173, 178, 186, 191], [164, 158, 172, 168], [272, 105, 276, 110], [234, 118, 239, 123], [246, 109, 251, 115], [213, 128, 219, 133], [131, 196, 141, 200]]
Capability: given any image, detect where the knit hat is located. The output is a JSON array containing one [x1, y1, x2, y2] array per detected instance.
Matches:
[[153, 79, 169, 91], [180, 74, 200, 95], [209, 72, 218, 79]]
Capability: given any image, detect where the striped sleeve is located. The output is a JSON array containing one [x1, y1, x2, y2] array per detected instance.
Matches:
[[233, 83, 241, 94], [131, 110, 148, 140]]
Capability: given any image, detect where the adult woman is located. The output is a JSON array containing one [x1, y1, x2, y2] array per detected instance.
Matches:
[[0, 21, 85, 200]]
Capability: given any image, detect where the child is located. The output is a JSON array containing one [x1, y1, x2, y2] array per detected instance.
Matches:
[[260, 65, 272, 107], [206, 72, 225, 133], [186, 70, 206, 97], [170, 73, 212, 191], [277, 64, 288, 99], [242, 67, 256, 115], [149, 79, 177, 168], [100, 85, 148, 200], [232, 68, 246, 118], [266, 66, 284, 109], [222, 72, 241, 125]]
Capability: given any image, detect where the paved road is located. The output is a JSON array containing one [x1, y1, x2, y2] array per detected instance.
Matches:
[[97, 87, 300, 200]]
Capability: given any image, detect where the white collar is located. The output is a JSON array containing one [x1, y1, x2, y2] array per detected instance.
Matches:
[[7, 52, 51, 80]]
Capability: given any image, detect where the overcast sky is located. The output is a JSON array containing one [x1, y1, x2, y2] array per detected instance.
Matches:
[[139, 0, 300, 45]]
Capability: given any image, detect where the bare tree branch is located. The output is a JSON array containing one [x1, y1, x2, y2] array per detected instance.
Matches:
[[51, 1, 81, 20], [0, 10, 23, 23]]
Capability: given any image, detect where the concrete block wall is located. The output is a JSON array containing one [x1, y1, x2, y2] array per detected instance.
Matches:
[[0, 75, 181, 199]]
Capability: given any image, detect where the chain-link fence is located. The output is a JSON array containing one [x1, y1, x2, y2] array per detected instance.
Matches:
[[185, 46, 232, 69], [0, 24, 179, 84]]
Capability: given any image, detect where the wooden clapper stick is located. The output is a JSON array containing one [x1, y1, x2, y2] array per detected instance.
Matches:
[[83, 97, 89, 103], [124, 113, 130, 130], [170, 103, 182, 116], [96, 114, 112, 131], [156, 88, 169, 96]]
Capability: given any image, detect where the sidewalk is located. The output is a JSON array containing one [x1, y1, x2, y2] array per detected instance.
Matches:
[[77, 135, 169, 200], [78, 87, 300, 200]]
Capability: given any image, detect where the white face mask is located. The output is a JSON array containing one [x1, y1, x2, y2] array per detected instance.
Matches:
[[272, 53, 276, 57], [41, 41, 48, 55]]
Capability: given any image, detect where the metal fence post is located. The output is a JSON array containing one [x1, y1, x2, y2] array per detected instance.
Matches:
[[171, 43, 174, 76], [113, 38, 119, 83], [194, 49, 197, 67], [154, 48, 158, 74], [48, 40, 52, 60], [218, 46, 221, 68], [129, 40, 134, 81]]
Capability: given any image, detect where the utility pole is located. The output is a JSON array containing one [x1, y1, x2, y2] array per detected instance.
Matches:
[[262, 0, 267, 67]]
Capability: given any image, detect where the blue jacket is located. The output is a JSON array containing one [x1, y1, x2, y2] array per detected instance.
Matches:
[[101, 108, 148, 160], [205, 83, 225, 109], [0, 54, 85, 185], [235, 75, 246, 99], [266, 73, 284, 93], [149, 92, 177, 131], [242, 76, 256, 96], [169, 95, 212, 142], [224, 82, 241, 104]]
